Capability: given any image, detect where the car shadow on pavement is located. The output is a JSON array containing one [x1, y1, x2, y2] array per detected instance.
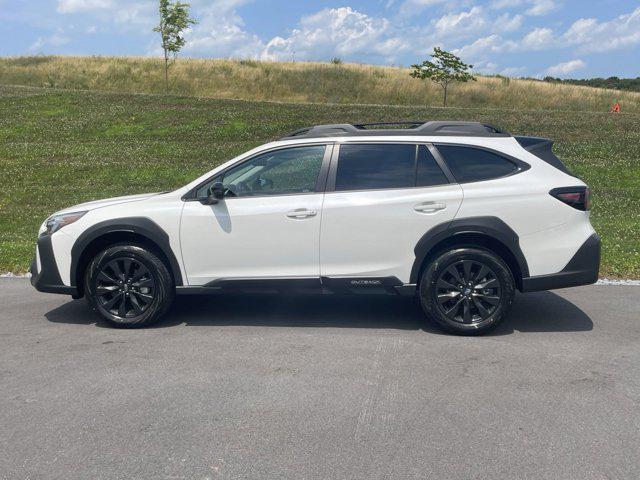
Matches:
[[45, 290, 593, 335]]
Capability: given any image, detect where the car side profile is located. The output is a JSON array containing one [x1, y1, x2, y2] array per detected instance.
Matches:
[[30, 121, 600, 335]]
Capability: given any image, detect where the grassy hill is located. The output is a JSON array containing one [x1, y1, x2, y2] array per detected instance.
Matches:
[[0, 84, 638, 278], [1, 56, 639, 112]]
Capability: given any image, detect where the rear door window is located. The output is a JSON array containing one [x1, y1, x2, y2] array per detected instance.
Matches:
[[335, 144, 416, 191], [335, 144, 449, 191], [417, 145, 450, 187], [436, 145, 518, 183]]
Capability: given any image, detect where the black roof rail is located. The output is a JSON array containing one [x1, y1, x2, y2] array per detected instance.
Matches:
[[280, 121, 510, 140]]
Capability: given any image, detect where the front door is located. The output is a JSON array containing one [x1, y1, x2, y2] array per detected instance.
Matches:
[[180, 144, 331, 285]]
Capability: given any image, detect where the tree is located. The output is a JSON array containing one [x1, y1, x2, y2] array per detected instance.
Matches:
[[410, 47, 476, 107], [153, 0, 196, 92]]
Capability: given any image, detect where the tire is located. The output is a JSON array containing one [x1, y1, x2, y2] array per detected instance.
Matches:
[[84, 244, 174, 328], [419, 248, 515, 335]]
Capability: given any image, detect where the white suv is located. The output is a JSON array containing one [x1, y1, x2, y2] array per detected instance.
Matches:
[[30, 121, 600, 335]]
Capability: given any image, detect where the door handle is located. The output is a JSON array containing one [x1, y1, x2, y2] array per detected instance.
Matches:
[[414, 202, 446, 214], [286, 208, 317, 219]]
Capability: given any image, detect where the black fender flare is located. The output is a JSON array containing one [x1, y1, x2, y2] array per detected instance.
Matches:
[[69, 217, 183, 287], [409, 216, 529, 284]]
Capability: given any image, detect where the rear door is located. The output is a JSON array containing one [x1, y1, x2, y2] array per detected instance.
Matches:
[[319, 142, 463, 284]]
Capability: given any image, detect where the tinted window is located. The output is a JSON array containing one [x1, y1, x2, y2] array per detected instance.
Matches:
[[437, 145, 518, 182], [196, 145, 325, 198], [335, 144, 416, 191], [417, 145, 449, 187]]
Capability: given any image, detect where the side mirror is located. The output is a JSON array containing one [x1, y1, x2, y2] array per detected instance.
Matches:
[[211, 181, 225, 199], [199, 181, 225, 205]]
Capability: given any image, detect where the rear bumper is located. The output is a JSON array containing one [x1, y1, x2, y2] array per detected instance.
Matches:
[[30, 235, 78, 296], [521, 233, 600, 292]]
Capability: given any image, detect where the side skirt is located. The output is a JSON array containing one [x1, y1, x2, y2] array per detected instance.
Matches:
[[176, 277, 417, 296]]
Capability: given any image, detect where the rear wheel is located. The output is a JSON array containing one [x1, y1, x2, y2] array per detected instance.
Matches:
[[84, 245, 174, 328], [419, 248, 515, 335]]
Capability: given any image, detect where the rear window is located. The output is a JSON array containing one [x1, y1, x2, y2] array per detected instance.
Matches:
[[436, 145, 518, 183], [335, 144, 449, 191]]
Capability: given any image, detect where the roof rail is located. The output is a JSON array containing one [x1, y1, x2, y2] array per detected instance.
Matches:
[[280, 121, 510, 140]]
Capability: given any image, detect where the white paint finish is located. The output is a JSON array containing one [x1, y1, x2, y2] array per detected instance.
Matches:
[[320, 185, 463, 282], [455, 156, 592, 276], [50, 230, 76, 285], [40, 132, 599, 289], [520, 214, 596, 276], [180, 194, 324, 285], [52, 192, 161, 216], [51, 192, 186, 286]]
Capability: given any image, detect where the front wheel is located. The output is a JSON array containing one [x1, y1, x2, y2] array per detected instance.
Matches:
[[419, 248, 515, 335], [84, 245, 174, 328]]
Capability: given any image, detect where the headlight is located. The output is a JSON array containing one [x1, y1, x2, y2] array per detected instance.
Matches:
[[41, 211, 87, 236]]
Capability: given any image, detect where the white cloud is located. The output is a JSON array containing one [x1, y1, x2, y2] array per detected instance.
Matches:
[[500, 66, 527, 76], [262, 7, 408, 62], [490, 0, 558, 16], [490, 0, 523, 9], [57, 0, 113, 13], [57, 0, 155, 29], [433, 7, 486, 38], [497, 13, 524, 32], [398, 0, 447, 17], [182, 0, 264, 58], [113, 1, 156, 27], [563, 7, 640, 53], [473, 60, 499, 74], [453, 34, 515, 60], [452, 26, 554, 64], [521, 27, 554, 50], [545, 59, 586, 76], [526, 0, 558, 16], [29, 31, 70, 51]]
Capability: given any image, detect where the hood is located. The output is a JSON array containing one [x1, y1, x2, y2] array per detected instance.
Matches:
[[53, 192, 162, 215]]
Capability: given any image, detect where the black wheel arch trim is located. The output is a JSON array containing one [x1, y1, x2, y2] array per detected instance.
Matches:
[[69, 217, 183, 288], [410, 216, 530, 285]]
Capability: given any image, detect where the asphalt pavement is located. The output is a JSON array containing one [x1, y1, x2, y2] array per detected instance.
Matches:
[[1, 278, 639, 480]]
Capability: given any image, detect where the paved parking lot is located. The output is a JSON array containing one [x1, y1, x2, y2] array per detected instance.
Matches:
[[1, 278, 639, 479]]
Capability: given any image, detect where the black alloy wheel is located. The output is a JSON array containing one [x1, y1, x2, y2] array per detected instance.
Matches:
[[95, 258, 156, 319], [435, 259, 501, 325], [419, 248, 515, 335], [85, 245, 174, 328]]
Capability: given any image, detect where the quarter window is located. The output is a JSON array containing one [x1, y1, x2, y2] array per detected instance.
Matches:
[[436, 145, 518, 183]]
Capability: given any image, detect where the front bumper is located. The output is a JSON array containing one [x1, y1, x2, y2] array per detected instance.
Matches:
[[521, 233, 600, 292], [30, 234, 78, 296]]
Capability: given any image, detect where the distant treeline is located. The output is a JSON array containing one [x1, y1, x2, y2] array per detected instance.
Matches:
[[541, 76, 640, 93]]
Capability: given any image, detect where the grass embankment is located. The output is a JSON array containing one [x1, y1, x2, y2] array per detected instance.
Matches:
[[0, 84, 638, 277], [1, 56, 639, 112]]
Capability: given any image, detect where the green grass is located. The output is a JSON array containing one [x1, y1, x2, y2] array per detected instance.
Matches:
[[0, 84, 638, 278]]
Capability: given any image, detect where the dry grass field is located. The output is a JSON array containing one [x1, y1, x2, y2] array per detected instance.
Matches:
[[1, 56, 638, 112]]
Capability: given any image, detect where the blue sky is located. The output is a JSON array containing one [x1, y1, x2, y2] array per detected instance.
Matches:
[[2, 0, 639, 78]]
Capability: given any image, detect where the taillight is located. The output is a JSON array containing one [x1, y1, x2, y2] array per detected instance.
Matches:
[[550, 186, 591, 211]]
